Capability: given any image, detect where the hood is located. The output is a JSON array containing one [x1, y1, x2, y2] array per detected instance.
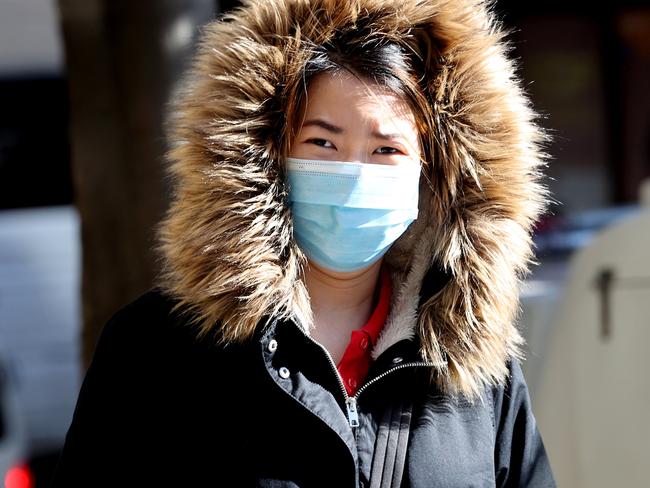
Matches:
[[155, 0, 550, 399]]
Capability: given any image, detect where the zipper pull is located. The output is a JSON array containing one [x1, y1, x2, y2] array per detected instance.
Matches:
[[346, 397, 359, 428]]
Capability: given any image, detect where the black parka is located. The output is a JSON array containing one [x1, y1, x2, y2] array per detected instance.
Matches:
[[52, 287, 554, 487], [53, 0, 556, 485]]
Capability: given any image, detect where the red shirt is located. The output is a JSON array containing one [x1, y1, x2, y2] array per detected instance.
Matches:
[[336, 265, 392, 396]]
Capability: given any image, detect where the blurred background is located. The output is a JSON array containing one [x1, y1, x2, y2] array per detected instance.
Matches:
[[0, 0, 648, 486]]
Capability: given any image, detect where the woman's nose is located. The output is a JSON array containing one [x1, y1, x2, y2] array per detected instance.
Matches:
[[338, 146, 370, 164]]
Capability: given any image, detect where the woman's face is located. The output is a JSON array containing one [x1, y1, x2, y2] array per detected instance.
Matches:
[[289, 71, 421, 166]]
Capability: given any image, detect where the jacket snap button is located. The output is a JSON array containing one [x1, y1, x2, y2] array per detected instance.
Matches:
[[279, 366, 290, 379], [268, 339, 278, 352], [392, 357, 403, 364]]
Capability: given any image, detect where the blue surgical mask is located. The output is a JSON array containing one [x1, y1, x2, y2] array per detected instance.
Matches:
[[286, 157, 420, 272]]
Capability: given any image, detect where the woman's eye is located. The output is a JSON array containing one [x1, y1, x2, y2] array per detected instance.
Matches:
[[306, 138, 334, 148], [376, 146, 401, 154]]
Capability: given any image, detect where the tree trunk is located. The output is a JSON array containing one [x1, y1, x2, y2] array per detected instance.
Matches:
[[57, 0, 216, 370]]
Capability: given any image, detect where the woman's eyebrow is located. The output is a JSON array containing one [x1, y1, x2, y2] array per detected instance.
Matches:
[[302, 118, 402, 141], [302, 119, 344, 134]]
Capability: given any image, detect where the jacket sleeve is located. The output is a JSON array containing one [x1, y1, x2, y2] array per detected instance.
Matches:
[[492, 358, 556, 487], [50, 299, 146, 486]]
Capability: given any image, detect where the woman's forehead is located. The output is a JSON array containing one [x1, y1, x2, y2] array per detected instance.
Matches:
[[300, 71, 418, 132]]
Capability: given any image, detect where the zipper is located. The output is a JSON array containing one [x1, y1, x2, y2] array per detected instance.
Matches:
[[292, 321, 435, 428], [353, 360, 436, 399], [296, 325, 353, 420], [347, 360, 436, 428]]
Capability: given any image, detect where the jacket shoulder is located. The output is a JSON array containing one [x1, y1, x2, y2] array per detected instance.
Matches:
[[95, 287, 204, 349], [51, 289, 249, 487], [104, 287, 181, 329], [84, 288, 248, 384]]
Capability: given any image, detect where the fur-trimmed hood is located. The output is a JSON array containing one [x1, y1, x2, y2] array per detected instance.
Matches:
[[155, 0, 550, 399]]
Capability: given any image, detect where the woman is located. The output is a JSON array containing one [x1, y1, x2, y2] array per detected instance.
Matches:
[[52, 0, 555, 486]]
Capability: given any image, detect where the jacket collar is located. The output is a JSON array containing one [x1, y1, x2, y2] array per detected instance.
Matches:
[[257, 315, 429, 390]]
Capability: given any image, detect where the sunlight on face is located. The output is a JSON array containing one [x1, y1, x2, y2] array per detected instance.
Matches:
[[289, 71, 421, 166]]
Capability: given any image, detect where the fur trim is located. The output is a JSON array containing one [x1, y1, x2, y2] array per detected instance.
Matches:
[[155, 0, 551, 399]]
